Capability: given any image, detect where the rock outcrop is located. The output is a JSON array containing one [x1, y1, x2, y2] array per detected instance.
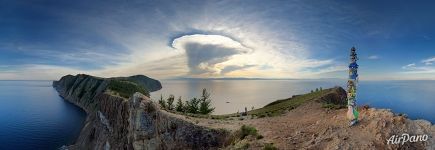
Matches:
[[315, 86, 347, 106], [54, 74, 230, 150]]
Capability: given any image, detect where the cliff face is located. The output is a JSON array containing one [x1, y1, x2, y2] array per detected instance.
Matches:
[[54, 75, 434, 149], [53, 74, 230, 150], [53, 74, 109, 112], [128, 93, 230, 150]]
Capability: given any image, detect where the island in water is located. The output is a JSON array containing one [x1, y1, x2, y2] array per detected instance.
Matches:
[[53, 74, 434, 150]]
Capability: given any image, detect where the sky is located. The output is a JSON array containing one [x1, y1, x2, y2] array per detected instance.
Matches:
[[1, 0, 435, 80]]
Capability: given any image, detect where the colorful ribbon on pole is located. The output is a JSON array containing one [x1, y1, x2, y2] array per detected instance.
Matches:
[[347, 47, 359, 126]]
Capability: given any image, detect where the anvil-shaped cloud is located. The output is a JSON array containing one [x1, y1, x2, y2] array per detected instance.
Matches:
[[6, 0, 434, 80], [171, 34, 252, 76]]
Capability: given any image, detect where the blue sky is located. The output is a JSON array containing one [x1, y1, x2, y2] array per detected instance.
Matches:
[[1, 0, 435, 80]]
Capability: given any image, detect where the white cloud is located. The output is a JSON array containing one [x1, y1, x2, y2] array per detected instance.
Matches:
[[171, 34, 252, 76], [401, 57, 435, 75], [401, 63, 435, 74], [422, 57, 435, 65], [367, 55, 380, 60], [0, 0, 347, 80], [402, 63, 416, 70], [400, 57, 435, 79]]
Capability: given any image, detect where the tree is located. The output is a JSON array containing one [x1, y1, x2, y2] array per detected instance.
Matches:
[[311, 90, 314, 93], [183, 101, 189, 113], [199, 88, 215, 114], [175, 96, 184, 112], [186, 97, 200, 114], [158, 94, 166, 109], [167, 94, 175, 110], [315, 88, 319, 92], [320, 87, 323, 91]]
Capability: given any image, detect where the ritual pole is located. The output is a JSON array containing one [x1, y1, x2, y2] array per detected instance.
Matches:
[[347, 47, 359, 126]]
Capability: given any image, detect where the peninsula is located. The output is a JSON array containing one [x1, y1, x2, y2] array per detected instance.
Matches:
[[53, 74, 435, 149]]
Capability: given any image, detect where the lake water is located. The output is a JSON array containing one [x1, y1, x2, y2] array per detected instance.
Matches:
[[0, 80, 433, 149], [151, 79, 435, 123], [0, 81, 86, 150]]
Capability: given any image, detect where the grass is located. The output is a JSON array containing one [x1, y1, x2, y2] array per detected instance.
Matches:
[[248, 88, 334, 116], [216, 88, 336, 118], [107, 80, 149, 98], [239, 125, 258, 139], [172, 87, 340, 119], [263, 143, 278, 150]]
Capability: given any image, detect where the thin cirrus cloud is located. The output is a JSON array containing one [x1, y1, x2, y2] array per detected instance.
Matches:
[[367, 55, 380, 60], [402, 56, 435, 74], [422, 57, 435, 65]]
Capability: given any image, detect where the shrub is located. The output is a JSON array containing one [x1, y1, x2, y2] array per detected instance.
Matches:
[[263, 143, 278, 150], [240, 125, 258, 139], [256, 134, 264, 139], [241, 143, 250, 149]]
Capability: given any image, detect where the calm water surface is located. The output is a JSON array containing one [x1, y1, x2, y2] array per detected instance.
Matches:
[[1, 80, 433, 149], [151, 79, 435, 123], [0, 81, 86, 150]]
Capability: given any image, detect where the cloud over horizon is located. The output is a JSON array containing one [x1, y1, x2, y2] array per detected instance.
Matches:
[[171, 34, 252, 76], [401, 56, 435, 76], [2, 1, 435, 80]]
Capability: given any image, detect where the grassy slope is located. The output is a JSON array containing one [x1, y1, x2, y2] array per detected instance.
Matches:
[[179, 87, 339, 119], [106, 79, 150, 99], [247, 88, 335, 116], [210, 88, 338, 119]]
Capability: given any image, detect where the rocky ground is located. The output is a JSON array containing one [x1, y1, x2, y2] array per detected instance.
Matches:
[[178, 100, 435, 150], [54, 74, 435, 150]]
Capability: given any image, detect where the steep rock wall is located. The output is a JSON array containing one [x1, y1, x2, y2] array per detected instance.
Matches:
[[128, 93, 231, 150], [54, 74, 230, 150]]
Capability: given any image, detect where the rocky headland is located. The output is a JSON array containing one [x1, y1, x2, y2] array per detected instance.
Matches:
[[53, 74, 230, 150], [54, 74, 435, 150]]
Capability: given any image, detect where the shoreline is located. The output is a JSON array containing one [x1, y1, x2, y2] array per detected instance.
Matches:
[[65, 90, 435, 149], [52, 74, 435, 149]]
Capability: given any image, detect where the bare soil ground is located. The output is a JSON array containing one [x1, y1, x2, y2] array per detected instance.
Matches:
[[180, 101, 435, 150]]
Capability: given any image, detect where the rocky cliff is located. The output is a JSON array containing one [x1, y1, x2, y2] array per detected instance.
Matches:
[[54, 75, 435, 149], [54, 74, 230, 150]]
